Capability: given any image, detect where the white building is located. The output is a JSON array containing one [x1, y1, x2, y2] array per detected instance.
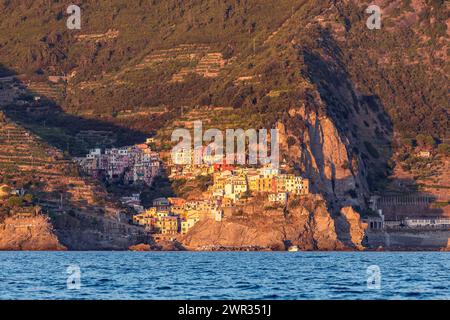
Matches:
[[181, 218, 198, 234], [259, 165, 280, 177], [172, 148, 193, 165], [268, 192, 288, 204], [78, 144, 161, 186], [404, 218, 450, 228], [87, 148, 102, 159]]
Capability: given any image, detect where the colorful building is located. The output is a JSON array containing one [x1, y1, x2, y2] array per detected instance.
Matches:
[[181, 218, 198, 234], [160, 216, 179, 235], [268, 192, 288, 204]]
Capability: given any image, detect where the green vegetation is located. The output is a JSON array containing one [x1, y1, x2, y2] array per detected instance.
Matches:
[[0, 0, 447, 198], [437, 143, 450, 156], [195, 175, 213, 192], [0, 188, 35, 222], [416, 134, 436, 148]]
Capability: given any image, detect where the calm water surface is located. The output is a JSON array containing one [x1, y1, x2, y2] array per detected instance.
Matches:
[[0, 252, 449, 300]]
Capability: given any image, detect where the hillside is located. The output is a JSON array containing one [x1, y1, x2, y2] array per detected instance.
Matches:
[[0, 0, 448, 249], [0, 112, 149, 250], [0, 0, 447, 134]]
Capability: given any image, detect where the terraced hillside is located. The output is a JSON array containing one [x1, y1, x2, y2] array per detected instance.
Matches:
[[0, 0, 448, 210], [0, 113, 149, 250]]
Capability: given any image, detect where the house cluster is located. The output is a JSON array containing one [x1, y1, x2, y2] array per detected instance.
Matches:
[[131, 162, 309, 236], [168, 148, 310, 205], [76, 143, 161, 186], [210, 164, 309, 204], [168, 146, 223, 179], [132, 197, 222, 236]]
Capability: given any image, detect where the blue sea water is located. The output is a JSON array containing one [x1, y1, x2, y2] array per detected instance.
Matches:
[[0, 251, 449, 300]]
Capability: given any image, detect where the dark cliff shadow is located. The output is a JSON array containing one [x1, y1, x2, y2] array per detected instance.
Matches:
[[300, 28, 394, 206], [299, 28, 447, 248], [0, 64, 149, 157]]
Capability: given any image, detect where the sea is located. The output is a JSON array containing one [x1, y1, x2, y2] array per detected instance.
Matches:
[[0, 251, 449, 300]]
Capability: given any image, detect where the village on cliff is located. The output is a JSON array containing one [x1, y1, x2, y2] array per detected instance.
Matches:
[[69, 136, 450, 242], [73, 139, 310, 238]]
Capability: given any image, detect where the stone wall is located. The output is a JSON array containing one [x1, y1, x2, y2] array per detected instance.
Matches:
[[366, 230, 450, 250]]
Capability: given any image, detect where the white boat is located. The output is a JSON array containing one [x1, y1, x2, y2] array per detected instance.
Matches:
[[288, 245, 299, 252]]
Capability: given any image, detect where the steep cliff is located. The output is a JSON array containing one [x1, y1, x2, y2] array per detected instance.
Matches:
[[279, 103, 370, 208], [0, 214, 65, 251], [335, 206, 368, 250], [181, 195, 367, 251]]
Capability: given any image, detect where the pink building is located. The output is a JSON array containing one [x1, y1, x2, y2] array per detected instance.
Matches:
[[78, 144, 161, 186]]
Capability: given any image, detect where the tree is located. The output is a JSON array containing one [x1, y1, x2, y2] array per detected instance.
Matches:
[[424, 135, 436, 148], [415, 134, 435, 147], [7, 196, 23, 207], [416, 134, 427, 146], [401, 137, 414, 148], [437, 143, 450, 156], [23, 194, 33, 203]]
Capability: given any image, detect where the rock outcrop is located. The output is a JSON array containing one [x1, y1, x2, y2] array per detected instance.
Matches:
[[335, 206, 368, 250], [0, 214, 66, 251], [180, 195, 360, 251], [281, 103, 368, 208], [129, 243, 151, 251]]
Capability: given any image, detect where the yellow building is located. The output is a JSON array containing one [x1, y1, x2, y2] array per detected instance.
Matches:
[[223, 175, 248, 203], [171, 148, 193, 165], [172, 206, 187, 218], [156, 210, 170, 218], [181, 218, 198, 234], [248, 175, 260, 192], [132, 211, 158, 231], [288, 176, 309, 195], [144, 207, 158, 217], [299, 178, 309, 195], [274, 175, 309, 195], [160, 216, 179, 235], [184, 208, 201, 221], [213, 172, 230, 190], [258, 177, 274, 193], [230, 176, 248, 194]]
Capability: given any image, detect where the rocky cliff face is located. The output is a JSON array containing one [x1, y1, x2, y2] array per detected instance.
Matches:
[[0, 215, 65, 251], [280, 104, 369, 208], [335, 206, 368, 250], [181, 195, 366, 251]]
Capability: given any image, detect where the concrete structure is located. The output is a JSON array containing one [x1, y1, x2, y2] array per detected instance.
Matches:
[[212, 208, 223, 222], [404, 218, 450, 229]]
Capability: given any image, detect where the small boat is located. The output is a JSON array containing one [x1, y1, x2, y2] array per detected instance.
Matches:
[[288, 245, 299, 252]]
